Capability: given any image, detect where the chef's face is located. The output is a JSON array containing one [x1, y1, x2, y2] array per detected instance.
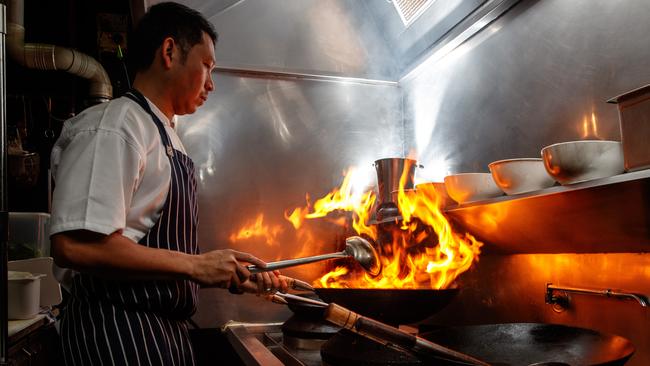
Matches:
[[170, 32, 215, 116]]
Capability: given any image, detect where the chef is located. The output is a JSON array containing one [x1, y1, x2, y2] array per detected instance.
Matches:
[[49, 2, 286, 365]]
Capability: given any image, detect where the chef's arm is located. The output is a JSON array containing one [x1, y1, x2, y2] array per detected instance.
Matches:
[[51, 229, 269, 289]]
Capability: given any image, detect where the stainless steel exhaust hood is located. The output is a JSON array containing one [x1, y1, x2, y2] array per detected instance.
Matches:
[[144, 0, 510, 82]]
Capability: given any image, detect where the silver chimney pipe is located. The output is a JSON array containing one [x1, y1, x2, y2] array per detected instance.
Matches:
[[6, 0, 112, 103]]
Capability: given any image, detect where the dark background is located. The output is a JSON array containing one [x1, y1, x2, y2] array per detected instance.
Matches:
[[6, 0, 133, 212]]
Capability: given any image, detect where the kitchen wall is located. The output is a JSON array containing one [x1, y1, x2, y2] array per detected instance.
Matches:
[[402, 1, 650, 365]]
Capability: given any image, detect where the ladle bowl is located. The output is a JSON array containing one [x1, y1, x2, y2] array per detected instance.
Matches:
[[342, 236, 382, 276]]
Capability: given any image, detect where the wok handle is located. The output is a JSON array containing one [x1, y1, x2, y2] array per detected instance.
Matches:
[[283, 276, 315, 292], [248, 275, 315, 292], [324, 303, 491, 366], [247, 252, 347, 274]]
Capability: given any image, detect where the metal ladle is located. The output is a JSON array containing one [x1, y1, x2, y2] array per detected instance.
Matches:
[[247, 236, 382, 276]]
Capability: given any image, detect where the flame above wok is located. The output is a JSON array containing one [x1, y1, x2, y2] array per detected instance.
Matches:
[[231, 160, 484, 289]]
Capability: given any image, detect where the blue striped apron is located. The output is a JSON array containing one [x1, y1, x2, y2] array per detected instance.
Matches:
[[60, 89, 200, 366]]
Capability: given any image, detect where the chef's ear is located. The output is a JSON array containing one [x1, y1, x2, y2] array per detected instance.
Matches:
[[161, 37, 175, 67]]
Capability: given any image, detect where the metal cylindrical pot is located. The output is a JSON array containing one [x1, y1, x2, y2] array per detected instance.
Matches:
[[373, 158, 421, 206], [8, 271, 43, 319]]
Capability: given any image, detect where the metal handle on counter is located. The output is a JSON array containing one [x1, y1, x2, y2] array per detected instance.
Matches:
[[247, 252, 348, 274], [546, 283, 650, 309], [273, 292, 328, 307]]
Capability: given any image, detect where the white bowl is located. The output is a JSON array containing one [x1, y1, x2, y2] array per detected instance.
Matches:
[[541, 140, 624, 185], [443, 173, 503, 204], [488, 158, 555, 195]]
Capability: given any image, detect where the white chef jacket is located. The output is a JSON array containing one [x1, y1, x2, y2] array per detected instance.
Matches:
[[50, 95, 187, 242]]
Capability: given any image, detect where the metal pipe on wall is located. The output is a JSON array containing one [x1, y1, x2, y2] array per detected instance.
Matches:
[[0, 3, 8, 363], [6, 0, 112, 103]]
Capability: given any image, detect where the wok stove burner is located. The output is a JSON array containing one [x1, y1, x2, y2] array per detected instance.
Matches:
[[224, 319, 433, 366], [281, 314, 339, 350], [272, 292, 433, 365], [279, 315, 428, 366], [282, 309, 423, 366]]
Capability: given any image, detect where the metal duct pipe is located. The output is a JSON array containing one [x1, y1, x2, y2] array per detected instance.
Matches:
[[0, 4, 8, 364], [6, 0, 112, 103]]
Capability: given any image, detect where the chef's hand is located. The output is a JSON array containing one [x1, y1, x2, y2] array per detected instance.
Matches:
[[239, 270, 289, 296], [191, 249, 265, 288]]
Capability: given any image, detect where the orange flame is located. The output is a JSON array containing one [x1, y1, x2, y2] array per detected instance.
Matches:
[[581, 112, 600, 139], [318, 266, 349, 287], [229, 213, 283, 246], [285, 205, 309, 229], [286, 168, 378, 238], [229, 163, 483, 289], [295, 161, 482, 289]]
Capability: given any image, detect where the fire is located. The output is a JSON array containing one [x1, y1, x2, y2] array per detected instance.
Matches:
[[318, 266, 349, 287], [229, 163, 483, 289], [229, 213, 283, 246], [580, 112, 600, 139], [295, 161, 483, 289], [285, 168, 378, 239], [285, 205, 308, 230]]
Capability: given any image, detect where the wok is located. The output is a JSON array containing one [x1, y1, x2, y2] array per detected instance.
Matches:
[[314, 288, 459, 325], [421, 323, 634, 366]]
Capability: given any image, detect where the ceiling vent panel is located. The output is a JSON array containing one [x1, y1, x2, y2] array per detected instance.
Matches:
[[392, 0, 436, 27]]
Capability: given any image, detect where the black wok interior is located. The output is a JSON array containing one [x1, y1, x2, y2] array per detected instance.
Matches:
[[314, 288, 459, 324], [420, 323, 635, 366]]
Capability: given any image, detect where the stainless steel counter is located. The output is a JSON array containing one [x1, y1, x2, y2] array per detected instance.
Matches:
[[223, 322, 321, 366]]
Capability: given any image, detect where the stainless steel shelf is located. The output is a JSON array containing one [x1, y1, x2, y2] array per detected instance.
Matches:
[[444, 169, 650, 253]]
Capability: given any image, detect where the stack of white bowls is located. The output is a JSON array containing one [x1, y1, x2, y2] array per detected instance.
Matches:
[[440, 140, 625, 205]]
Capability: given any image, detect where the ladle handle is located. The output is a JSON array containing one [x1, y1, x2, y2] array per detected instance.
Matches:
[[325, 303, 491, 366], [247, 252, 348, 274]]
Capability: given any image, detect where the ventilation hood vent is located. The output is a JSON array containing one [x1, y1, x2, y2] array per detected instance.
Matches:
[[392, 0, 436, 27]]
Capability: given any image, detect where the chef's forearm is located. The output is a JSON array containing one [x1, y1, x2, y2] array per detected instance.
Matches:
[[51, 230, 195, 281]]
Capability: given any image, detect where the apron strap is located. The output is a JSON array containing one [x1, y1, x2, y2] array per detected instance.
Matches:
[[125, 89, 175, 158]]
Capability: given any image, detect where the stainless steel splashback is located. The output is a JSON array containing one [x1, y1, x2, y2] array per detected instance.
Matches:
[[175, 72, 402, 326], [403, 0, 650, 181]]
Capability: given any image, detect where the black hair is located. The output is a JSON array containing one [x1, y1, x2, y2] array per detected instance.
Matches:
[[130, 2, 218, 72]]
